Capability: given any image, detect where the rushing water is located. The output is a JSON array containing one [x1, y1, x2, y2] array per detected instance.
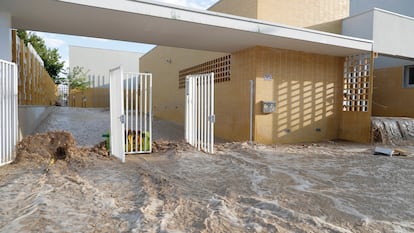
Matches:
[[372, 117, 414, 145], [1, 108, 413, 232]]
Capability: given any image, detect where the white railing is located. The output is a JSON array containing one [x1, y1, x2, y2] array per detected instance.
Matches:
[[0, 59, 18, 166], [185, 73, 215, 154]]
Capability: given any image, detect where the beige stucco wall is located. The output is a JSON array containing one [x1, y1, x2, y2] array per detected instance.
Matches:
[[139, 46, 226, 123], [70, 46, 143, 87], [252, 46, 344, 144], [307, 20, 343, 34], [257, 0, 349, 27], [209, 0, 349, 28], [373, 67, 414, 118], [209, 0, 257, 18]]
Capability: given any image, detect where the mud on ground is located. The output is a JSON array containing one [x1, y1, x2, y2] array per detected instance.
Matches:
[[15, 131, 111, 169], [1, 108, 414, 232], [2, 135, 413, 232]]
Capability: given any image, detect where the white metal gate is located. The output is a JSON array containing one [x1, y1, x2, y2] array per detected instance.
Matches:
[[185, 73, 215, 154], [124, 72, 152, 155], [109, 66, 125, 162], [0, 60, 18, 166], [110, 67, 152, 162]]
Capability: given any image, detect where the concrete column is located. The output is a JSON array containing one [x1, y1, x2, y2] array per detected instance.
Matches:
[[0, 12, 12, 61]]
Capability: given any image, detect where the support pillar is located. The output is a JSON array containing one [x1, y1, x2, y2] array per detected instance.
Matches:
[[0, 12, 12, 61]]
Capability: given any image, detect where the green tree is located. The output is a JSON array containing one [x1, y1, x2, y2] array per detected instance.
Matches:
[[17, 30, 65, 82], [65, 66, 90, 91]]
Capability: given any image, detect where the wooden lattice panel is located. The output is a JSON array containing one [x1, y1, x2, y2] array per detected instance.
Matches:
[[343, 54, 371, 112], [179, 55, 231, 89]]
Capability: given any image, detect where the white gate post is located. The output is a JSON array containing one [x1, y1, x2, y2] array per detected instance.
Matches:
[[209, 73, 215, 153], [109, 66, 125, 162]]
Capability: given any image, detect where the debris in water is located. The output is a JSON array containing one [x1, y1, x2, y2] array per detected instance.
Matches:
[[374, 147, 394, 156], [374, 147, 410, 157], [371, 117, 414, 145], [394, 148, 410, 156]]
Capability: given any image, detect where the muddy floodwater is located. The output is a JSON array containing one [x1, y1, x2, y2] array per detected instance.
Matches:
[[0, 107, 413, 232]]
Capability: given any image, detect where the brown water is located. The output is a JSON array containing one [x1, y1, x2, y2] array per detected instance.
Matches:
[[0, 108, 413, 232], [372, 117, 414, 145]]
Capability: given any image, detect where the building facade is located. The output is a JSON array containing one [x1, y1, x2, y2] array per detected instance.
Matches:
[[140, 0, 370, 144], [140, 0, 414, 144], [69, 46, 143, 107], [346, 0, 414, 118]]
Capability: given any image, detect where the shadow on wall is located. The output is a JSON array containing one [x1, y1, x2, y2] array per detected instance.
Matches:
[[255, 48, 343, 144], [274, 80, 337, 143]]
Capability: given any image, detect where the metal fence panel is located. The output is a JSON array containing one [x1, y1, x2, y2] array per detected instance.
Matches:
[[124, 72, 152, 154], [185, 73, 215, 154], [110, 70, 152, 162], [0, 59, 18, 166]]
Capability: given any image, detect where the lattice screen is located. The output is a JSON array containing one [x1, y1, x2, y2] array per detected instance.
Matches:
[[179, 54, 231, 89], [343, 54, 372, 112]]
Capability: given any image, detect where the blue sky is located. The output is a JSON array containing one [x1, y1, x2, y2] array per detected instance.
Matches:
[[32, 0, 219, 70]]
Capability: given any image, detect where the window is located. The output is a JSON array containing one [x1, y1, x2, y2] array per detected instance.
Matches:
[[404, 65, 414, 88]]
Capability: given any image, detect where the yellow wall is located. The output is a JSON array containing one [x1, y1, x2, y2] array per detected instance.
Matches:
[[139, 0, 375, 144], [257, 0, 349, 27], [373, 67, 414, 118], [215, 48, 256, 141], [306, 19, 343, 34], [209, 0, 349, 28], [209, 0, 257, 18], [139, 46, 226, 123], [339, 112, 371, 143], [141, 44, 373, 144], [252, 46, 344, 143]]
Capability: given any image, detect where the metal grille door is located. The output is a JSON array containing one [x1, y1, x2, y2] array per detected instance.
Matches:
[[124, 72, 152, 155], [110, 68, 152, 162], [185, 73, 215, 154], [0, 60, 18, 166]]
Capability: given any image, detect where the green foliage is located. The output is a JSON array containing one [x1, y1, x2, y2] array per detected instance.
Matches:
[[17, 30, 65, 82], [65, 66, 90, 91]]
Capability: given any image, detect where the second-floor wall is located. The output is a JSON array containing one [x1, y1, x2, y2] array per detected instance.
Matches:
[[209, 0, 350, 28]]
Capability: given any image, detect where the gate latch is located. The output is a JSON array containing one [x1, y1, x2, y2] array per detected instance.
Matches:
[[119, 115, 125, 124], [209, 115, 216, 123]]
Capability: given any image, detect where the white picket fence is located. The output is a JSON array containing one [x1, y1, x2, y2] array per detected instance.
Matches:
[[0, 60, 18, 166], [185, 73, 215, 154]]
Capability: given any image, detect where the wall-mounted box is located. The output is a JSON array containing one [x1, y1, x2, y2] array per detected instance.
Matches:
[[261, 101, 276, 114]]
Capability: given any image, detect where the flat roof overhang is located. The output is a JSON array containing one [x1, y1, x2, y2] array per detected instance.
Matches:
[[0, 0, 373, 56], [343, 8, 414, 60]]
